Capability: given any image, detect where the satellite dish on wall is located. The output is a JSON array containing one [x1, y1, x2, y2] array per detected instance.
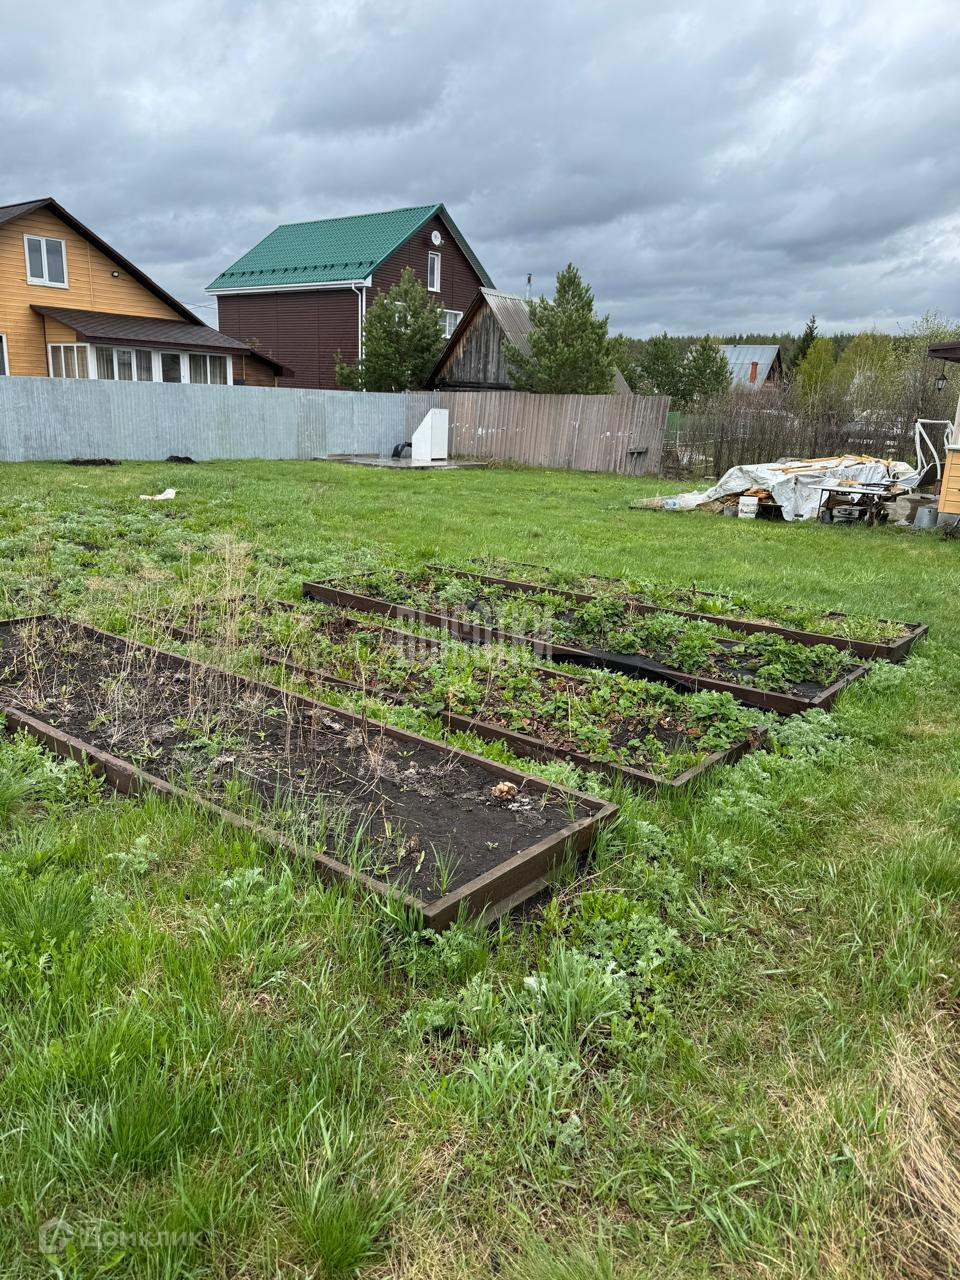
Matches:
[[431, 230, 443, 246]]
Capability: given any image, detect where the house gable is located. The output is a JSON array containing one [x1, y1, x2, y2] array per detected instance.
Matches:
[[0, 200, 191, 377], [370, 211, 487, 320], [0, 198, 281, 382], [428, 292, 508, 389]]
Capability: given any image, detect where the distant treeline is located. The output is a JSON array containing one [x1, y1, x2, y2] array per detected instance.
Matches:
[[611, 314, 960, 404], [620, 330, 855, 370]]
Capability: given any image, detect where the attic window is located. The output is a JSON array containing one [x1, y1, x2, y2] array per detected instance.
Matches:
[[24, 234, 68, 288], [427, 252, 440, 292]]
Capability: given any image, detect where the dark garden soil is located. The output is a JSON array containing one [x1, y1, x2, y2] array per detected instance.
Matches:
[[0, 618, 597, 903], [136, 600, 759, 778]]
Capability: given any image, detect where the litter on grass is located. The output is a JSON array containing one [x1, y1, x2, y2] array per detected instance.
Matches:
[[632, 455, 921, 522], [139, 487, 177, 501]]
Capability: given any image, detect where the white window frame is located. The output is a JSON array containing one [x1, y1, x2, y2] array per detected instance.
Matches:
[[46, 343, 233, 384], [169, 351, 233, 385], [48, 343, 93, 378], [0, 334, 8, 375], [443, 309, 462, 339], [92, 346, 158, 382], [24, 234, 69, 288], [427, 251, 441, 292]]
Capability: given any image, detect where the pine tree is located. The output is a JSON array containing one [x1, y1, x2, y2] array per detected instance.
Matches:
[[505, 265, 616, 394], [608, 333, 647, 391], [635, 333, 686, 399], [335, 267, 445, 392], [682, 337, 731, 404], [790, 315, 817, 372]]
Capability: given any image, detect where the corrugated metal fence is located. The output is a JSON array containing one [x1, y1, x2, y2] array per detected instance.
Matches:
[[0, 378, 667, 474]]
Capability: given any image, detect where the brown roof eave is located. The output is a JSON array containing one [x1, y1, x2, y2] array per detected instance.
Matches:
[[30, 304, 285, 373], [928, 341, 960, 365]]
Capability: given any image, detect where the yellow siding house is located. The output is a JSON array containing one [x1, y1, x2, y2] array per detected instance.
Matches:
[[0, 198, 282, 386]]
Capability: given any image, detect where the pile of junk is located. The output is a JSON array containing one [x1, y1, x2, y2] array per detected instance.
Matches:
[[635, 420, 955, 528]]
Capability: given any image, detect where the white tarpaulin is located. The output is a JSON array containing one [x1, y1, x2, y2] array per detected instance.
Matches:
[[665, 455, 920, 521]]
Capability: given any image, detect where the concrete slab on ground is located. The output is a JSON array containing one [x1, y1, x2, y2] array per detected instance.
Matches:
[[325, 454, 487, 470]]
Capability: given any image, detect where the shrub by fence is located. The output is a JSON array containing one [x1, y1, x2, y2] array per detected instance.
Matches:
[[663, 322, 960, 481], [665, 384, 958, 481], [0, 378, 667, 475]]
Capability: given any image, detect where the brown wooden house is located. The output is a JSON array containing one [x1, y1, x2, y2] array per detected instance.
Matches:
[[207, 204, 493, 389], [0, 198, 283, 385]]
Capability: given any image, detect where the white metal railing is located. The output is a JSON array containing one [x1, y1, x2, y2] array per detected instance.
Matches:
[[914, 419, 955, 480]]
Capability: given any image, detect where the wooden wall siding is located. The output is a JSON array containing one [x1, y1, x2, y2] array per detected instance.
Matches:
[[436, 306, 510, 388], [371, 212, 484, 316], [442, 391, 669, 475], [232, 352, 278, 387], [0, 208, 181, 376], [217, 288, 358, 389], [940, 450, 960, 516]]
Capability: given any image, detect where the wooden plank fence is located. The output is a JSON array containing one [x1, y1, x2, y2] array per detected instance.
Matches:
[[439, 391, 669, 475]]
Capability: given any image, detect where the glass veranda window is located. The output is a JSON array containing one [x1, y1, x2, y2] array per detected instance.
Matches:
[[49, 344, 89, 378], [93, 346, 152, 380], [187, 353, 229, 384]]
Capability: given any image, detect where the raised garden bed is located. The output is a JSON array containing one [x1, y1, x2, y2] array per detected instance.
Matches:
[[132, 599, 765, 789], [427, 564, 928, 662], [302, 573, 872, 715], [0, 617, 616, 928]]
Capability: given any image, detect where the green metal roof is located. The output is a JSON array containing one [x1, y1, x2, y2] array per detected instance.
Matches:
[[207, 202, 493, 292]]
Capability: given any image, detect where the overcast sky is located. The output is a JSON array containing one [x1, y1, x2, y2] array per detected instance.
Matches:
[[3, 0, 959, 337]]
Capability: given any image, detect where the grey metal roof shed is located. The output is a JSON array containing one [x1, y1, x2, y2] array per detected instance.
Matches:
[[720, 344, 783, 388], [429, 288, 632, 393]]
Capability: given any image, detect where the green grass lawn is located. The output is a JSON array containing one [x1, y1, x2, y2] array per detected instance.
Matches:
[[1, 459, 959, 1279]]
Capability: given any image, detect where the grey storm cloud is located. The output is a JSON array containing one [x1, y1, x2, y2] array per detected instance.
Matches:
[[2, 0, 959, 335]]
